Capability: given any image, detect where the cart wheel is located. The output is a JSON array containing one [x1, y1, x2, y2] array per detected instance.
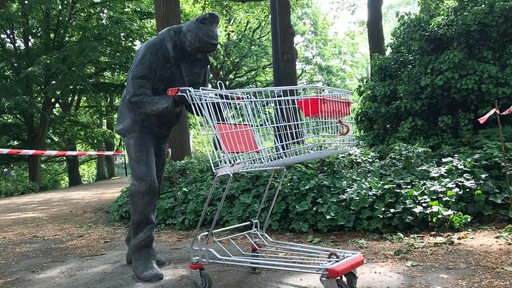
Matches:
[[336, 278, 349, 288], [343, 271, 358, 288], [193, 269, 212, 288], [250, 243, 262, 274]]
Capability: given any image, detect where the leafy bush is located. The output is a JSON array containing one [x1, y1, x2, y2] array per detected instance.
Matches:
[[107, 187, 131, 223], [0, 162, 64, 197], [355, 0, 512, 149], [109, 144, 511, 233], [0, 179, 42, 198]]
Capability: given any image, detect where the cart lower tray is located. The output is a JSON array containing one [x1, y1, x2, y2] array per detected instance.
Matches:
[[191, 221, 364, 279]]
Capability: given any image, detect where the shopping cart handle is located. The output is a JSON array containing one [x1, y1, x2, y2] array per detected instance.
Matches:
[[167, 87, 180, 96]]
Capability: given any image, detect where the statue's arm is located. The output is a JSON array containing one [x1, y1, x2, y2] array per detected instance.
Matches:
[[125, 56, 181, 116], [128, 83, 176, 116]]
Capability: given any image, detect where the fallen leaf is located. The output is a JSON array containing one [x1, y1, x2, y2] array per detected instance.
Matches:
[[405, 261, 421, 267]]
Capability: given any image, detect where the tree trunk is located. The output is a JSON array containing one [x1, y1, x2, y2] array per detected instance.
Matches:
[[367, 0, 385, 58], [27, 97, 52, 183], [105, 155, 116, 178], [154, 0, 181, 30], [96, 153, 108, 181], [275, 0, 297, 86], [270, 0, 302, 152], [95, 103, 107, 181], [105, 96, 117, 178], [154, 0, 190, 161], [28, 156, 42, 183], [66, 155, 82, 186], [168, 109, 191, 160], [61, 140, 83, 186]]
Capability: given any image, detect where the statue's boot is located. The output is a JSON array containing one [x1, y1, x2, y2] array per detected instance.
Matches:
[[125, 226, 166, 266], [127, 179, 163, 282], [128, 224, 164, 282], [126, 246, 166, 267], [130, 247, 163, 282]]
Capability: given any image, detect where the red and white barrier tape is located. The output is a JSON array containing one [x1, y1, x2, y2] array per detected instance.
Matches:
[[0, 149, 125, 157], [478, 106, 512, 124]]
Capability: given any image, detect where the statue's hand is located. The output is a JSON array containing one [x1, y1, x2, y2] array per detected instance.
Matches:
[[166, 87, 189, 107], [174, 94, 189, 106]]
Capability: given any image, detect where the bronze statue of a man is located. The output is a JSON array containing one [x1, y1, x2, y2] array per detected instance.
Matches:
[[116, 12, 219, 282]]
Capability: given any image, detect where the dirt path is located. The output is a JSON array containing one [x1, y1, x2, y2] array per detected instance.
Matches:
[[0, 178, 511, 287]]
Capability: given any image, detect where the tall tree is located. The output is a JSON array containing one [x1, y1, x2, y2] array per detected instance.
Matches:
[[154, 0, 191, 161], [0, 0, 66, 183], [367, 0, 385, 58], [271, 0, 297, 86], [104, 95, 117, 179], [234, 0, 297, 86], [0, 0, 153, 185], [200, 1, 272, 88], [184, 0, 360, 89], [294, 0, 364, 89], [95, 102, 108, 182]]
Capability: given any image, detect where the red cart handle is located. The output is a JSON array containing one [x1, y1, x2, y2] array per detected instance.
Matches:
[[167, 87, 180, 96]]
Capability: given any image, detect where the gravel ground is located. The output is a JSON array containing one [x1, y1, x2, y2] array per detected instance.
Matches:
[[0, 177, 511, 287]]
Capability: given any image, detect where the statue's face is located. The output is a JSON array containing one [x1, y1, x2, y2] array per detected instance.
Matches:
[[182, 30, 218, 56], [181, 53, 210, 89], [182, 12, 219, 56], [198, 41, 218, 54], [178, 13, 219, 88]]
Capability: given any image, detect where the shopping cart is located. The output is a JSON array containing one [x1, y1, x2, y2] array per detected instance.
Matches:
[[176, 85, 364, 288]]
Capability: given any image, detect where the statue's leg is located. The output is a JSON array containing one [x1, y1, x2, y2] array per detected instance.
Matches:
[[124, 134, 163, 282], [154, 140, 167, 198], [125, 139, 167, 268]]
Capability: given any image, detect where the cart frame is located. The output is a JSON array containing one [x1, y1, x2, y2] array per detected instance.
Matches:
[[179, 85, 364, 288]]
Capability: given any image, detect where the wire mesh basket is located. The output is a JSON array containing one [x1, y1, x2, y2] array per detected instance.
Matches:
[[182, 85, 356, 175]]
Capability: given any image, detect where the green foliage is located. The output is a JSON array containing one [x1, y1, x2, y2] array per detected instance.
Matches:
[[0, 0, 153, 183], [293, 0, 366, 89], [496, 224, 512, 244], [79, 158, 100, 184], [182, 0, 273, 88], [0, 179, 43, 198], [1, 0, 366, 186], [109, 144, 511, 233], [183, 0, 366, 89], [355, 0, 512, 149], [0, 161, 64, 197], [107, 187, 131, 223]]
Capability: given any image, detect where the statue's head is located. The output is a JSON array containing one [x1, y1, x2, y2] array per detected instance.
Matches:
[[182, 12, 219, 55]]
